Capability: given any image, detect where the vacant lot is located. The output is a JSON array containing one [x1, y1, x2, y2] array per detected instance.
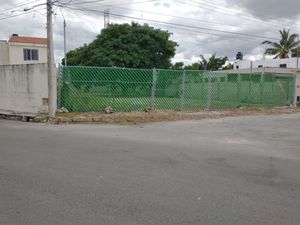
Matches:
[[1, 114, 300, 225]]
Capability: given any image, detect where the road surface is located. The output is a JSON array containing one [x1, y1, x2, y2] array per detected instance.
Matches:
[[1, 114, 300, 225]]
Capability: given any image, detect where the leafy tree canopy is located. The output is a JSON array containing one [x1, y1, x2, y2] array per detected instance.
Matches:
[[183, 62, 201, 70], [171, 54, 229, 71], [170, 62, 201, 70], [262, 29, 299, 59], [170, 61, 184, 70], [199, 54, 228, 71], [64, 22, 178, 69], [291, 47, 300, 58], [222, 62, 234, 70]]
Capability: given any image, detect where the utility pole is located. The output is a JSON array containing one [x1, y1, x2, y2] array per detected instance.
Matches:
[[63, 19, 67, 66], [104, 8, 109, 28], [47, 0, 56, 117]]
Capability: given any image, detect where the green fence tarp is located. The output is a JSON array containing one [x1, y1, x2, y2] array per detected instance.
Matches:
[[59, 66, 295, 112]]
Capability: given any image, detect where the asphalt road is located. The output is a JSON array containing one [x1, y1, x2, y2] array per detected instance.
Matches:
[[1, 114, 300, 225]]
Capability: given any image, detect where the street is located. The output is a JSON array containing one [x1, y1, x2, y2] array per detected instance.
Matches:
[[0, 114, 300, 225]]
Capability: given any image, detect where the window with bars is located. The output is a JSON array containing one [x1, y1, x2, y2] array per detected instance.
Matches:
[[23, 49, 39, 61]]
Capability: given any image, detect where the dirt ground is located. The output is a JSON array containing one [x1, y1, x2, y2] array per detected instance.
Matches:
[[50, 106, 300, 124]]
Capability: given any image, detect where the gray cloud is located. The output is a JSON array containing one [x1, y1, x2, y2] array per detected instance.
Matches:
[[230, 0, 300, 19]]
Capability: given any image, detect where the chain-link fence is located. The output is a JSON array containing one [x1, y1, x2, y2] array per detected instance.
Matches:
[[58, 66, 295, 112]]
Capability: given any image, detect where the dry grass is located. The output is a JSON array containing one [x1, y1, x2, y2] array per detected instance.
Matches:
[[49, 106, 300, 125]]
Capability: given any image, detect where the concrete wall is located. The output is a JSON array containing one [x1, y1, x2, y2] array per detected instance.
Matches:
[[0, 41, 9, 65], [0, 63, 48, 114], [8, 42, 47, 65]]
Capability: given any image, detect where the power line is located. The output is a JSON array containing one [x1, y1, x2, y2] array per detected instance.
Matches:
[[59, 0, 105, 5], [191, 0, 300, 29], [0, 3, 46, 21], [57, 0, 261, 31], [57, 0, 74, 4], [0, 0, 33, 12], [61, 7, 262, 54], [58, 7, 264, 63], [59, 8, 101, 25], [0, 0, 44, 15], [86, 4, 279, 31], [189, 0, 243, 14], [108, 13, 265, 42], [58, 0, 300, 33], [57, 0, 295, 37], [0, 11, 31, 21], [57, 0, 157, 7], [56, 6, 265, 62], [64, 5, 277, 40], [23, 3, 48, 12], [175, 0, 300, 31]]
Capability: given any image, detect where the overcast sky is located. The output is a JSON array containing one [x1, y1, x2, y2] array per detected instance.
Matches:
[[0, 0, 300, 65]]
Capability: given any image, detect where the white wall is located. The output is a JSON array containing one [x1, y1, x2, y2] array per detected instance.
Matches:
[[0, 63, 48, 114], [234, 58, 299, 70], [8, 42, 47, 65], [0, 41, 9, 65]]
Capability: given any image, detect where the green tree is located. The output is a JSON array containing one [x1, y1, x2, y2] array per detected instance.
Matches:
[[184, 62, 200, 70], [222, 62, 234, 70], [199, 54, 228, 71], [262, 29, 299, 59], [291, 45, 300, 57], [171, 62, 184, 70], [64, 22, 178, 69]]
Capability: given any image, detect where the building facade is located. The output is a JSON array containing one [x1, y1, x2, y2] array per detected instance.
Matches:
[[0, 34, 47, 66], [234, 58, 299, 70]]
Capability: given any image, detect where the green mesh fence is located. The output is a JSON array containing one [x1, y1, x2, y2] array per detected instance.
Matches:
[[59, 66, 295, 112]]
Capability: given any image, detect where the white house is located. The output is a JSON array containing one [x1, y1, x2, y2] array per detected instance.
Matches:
[[234, 57, 299, 70], [0, 34, 47, 65], [229, 54, 300, 106]]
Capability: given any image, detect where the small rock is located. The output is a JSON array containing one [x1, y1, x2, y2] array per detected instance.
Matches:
[[57, 107, 69, 113], [144, 107, 152, 113], [104, 106, 113, 114]]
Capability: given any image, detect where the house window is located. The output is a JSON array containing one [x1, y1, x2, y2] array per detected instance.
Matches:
[[258, 65, 263, 68], [23, 49, 39, 61], [279, 64, 287, 68], [236, 65, 239, 69]]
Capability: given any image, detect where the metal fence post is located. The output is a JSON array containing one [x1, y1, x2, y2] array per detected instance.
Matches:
[[151, 68, 157, 110], [57, 63, 61, 109], [180, 70, 186, 111], [260, 73, 264, 104], [217, 76, 220, 101], [293, 74, 297, 106], [207, 71, 212, 110], [249, 74, 252, 104], [237, 73, 241, 102]]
